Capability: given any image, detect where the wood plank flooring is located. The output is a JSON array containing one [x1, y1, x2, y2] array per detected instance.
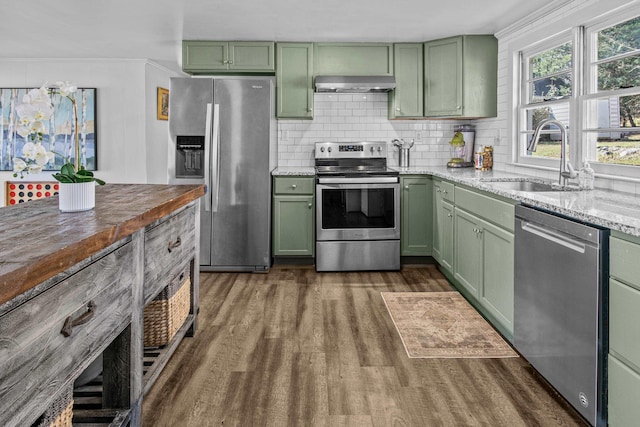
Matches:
[[142, 265, 587, 426]]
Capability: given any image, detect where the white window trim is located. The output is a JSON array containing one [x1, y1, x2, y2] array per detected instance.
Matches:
[[516, 30, 575, 171], [583, 7, 640, 180], [510, 2, 640, 183]]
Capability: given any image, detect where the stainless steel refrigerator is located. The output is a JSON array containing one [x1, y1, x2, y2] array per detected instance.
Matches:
[[169, 77, 276, 271]]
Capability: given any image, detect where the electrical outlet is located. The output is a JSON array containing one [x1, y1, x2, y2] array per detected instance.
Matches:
[[494, 129, 501, 145], [416, 131, 422, 141]]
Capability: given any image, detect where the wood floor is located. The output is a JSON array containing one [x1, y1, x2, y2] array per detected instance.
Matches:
[[142, 265, 587, 426]]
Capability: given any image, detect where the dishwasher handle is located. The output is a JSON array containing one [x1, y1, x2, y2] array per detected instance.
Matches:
[[520, 220, 586, 254]]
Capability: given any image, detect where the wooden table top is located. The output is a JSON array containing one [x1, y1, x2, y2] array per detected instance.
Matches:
[[0, 183, 205, 306]]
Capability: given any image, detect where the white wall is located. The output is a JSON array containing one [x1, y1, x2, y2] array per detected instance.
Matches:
[[0, 58, 180, 205]]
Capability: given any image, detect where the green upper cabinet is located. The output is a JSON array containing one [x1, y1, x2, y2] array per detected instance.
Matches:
[[400, 176, 432, 256], [182, 41, 275, 73], [314, 43, 394, 76], [276, 43, 314, 119], [424, 35, 497, 118], [389, 44, 424, 119]]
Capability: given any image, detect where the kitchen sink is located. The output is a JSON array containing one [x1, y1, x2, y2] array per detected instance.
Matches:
[[489, 180, 563, 192]]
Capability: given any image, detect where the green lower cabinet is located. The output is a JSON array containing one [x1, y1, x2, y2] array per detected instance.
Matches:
[[451, 191, 514, 337], [272, 195, 314, 256], [609, 354, 640, 426], [453, 208, 482, 296], [401, 176, 432, 256], [433, 179, 454, 271], [478, 216, 514, 334]]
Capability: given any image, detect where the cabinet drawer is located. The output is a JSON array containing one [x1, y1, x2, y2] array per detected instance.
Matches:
[[608, 354, 640, 426], [611, 236, 640, 289], [273, 177, 315, 195], [0, 242, 134, 427], [610, 278, 640, 370], [144, 205, 196, 304], [455, 186, 514, 232], [436, 180, 455, 203]]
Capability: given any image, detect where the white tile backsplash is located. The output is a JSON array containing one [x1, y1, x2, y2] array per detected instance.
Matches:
[[277, 93, 465, 168]]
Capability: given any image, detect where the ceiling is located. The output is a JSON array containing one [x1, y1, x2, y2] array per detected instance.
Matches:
[[1, 0, 554, 69]]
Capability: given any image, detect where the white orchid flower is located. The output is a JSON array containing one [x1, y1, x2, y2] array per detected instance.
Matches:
[[22, 142, 36, 159], [28, 164, 43, 174], [56, 81, 78, 97], [34, 143, 53, 166], [13, 158, 26, 173], [17, 125, 31, 138]]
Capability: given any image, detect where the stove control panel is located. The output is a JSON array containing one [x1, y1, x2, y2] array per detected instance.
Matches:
[[315, 141, 387, 159]]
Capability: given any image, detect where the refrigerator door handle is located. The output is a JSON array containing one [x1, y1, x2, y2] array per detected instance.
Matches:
[[203, 103, 213, 211], [211, 103, 221, 213]]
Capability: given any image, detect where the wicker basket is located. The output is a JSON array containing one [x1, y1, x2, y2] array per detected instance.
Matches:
[[144, 268, 191, 347], [33, 384, 73, 427]]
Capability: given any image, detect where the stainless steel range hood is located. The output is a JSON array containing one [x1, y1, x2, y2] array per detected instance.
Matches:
[[314, 75, 396, 93]]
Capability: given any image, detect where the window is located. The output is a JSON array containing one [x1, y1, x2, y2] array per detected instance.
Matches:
[[585, 15, 640, 169], [515, 7, 640, 180], [518, 38, 573, 165]]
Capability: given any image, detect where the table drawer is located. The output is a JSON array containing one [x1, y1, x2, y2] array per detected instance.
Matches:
[[144, 204, 196, 303], [0, 242, 134, 427], [455, 186, 515, 232], [273, 177, 315, 195], [611, 236, 640, 289]]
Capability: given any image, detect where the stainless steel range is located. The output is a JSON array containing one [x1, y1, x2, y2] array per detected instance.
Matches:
[[315, 141, 400, 272]]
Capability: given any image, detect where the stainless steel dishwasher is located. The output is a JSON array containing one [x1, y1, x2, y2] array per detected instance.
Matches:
[[514, 205, 608, 427]]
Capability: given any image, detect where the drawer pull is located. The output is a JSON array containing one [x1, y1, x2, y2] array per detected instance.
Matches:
[[61, 301, 96, 337], [167, 237, 182, 253]]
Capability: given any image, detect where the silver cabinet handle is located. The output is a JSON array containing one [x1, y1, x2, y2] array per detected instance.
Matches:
[[436, 188, 441, 193], [292, 184, 297, 189], [405, 185, 409, 189], [308, 203, 312, 208], [447, 213, 452, 218]]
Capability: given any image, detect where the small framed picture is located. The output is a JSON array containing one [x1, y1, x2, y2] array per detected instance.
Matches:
[[157, 87, 169, 120]]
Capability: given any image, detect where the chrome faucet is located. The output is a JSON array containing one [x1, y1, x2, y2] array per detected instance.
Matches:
[[527, 118, 577, 186]]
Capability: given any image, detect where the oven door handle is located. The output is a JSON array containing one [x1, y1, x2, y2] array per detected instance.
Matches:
[[317, 176, 399, 184]]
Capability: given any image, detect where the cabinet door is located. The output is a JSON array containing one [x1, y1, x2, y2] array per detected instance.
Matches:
[[479, 217, 514, 335], [424, 36, 462, 117], [229, 42, 275, 71], [432, 181, 443, 263], [401, 176, 432, 256], [276, 43, 314, 119], [314, 43, 394, 76], [454, 208, 481, 297], [441, 200, 455, 272], [182, 41, 228, 71], [390, 44, 423, 118], [273, 195, 314, 256]]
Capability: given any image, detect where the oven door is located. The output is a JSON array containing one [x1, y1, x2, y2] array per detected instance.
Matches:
[[316, 176, 400, 241]]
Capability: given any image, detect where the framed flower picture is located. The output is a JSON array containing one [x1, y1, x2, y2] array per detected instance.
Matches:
[[0, 87, 97, 171], [157, 87, 169, 121]]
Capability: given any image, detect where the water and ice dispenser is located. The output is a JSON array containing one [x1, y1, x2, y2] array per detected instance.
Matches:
[[175, 136, 205, 178]]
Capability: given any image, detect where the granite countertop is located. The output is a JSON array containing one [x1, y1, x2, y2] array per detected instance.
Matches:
[[272, 167, 317, 176], [0, 184, 205, 306], [397, 166, 640, 237], [272, 165, 640, 237]]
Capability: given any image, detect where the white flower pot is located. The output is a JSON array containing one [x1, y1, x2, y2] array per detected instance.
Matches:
[[58, 182, 96, 212]]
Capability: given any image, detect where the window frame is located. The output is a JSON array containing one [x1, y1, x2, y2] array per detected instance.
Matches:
[[513, 5, 640, 181], [583, 11, 640, 179], [516, 30, 577, 170]]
